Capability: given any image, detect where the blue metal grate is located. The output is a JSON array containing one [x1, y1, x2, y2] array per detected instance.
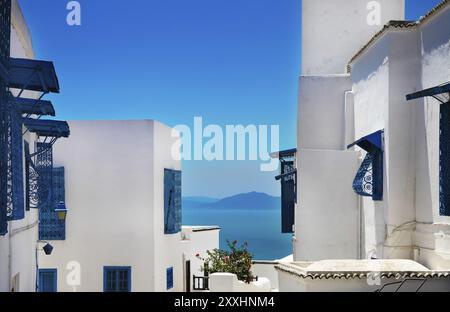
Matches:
[[349, 130, 384, 201], [0, 0, 11, 235], [164, 169, 182, 234], [352, 151, 383, 201], [440, 102, 450, 216]]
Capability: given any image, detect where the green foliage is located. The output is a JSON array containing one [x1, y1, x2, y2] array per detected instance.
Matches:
[[202, 240, 254, 283]]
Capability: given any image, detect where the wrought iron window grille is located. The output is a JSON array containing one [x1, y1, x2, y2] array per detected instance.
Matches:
[[348, 130, 384, 201]]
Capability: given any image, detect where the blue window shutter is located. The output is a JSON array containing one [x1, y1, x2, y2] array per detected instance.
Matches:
[[38, 269, 57, 292], [167, 267, 174, 290], [10, 106, 24, 221], [440, 103, 450, 216], [281, 161, 295, 233], [164, 169, 182, 234], [103, 267, 131, 292], [24, 141, 30, 211], [39, 166, 66, 240]]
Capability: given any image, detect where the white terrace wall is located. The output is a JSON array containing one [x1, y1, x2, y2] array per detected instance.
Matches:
[[349, 3, 450, 268], [350, 28, 423, 260]]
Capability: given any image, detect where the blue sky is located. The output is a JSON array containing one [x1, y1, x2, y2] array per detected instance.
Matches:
[[18, 0, 444, 198]]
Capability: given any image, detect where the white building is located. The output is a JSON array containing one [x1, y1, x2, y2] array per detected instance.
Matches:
[[38, 120, 219, 292], [274, 0, 450, 291], [0, 0, 60, 292]]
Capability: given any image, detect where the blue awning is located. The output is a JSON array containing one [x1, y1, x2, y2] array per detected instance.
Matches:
[[23, 118, 70, 138], [15, 97, 55, 116], [7, 58, 60, 93], [347, 130, 384, 153], [406, 83, 450, 101]]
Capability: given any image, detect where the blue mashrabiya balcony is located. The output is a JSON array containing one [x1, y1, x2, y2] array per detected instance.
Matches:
[[0, 56, 68, 236]]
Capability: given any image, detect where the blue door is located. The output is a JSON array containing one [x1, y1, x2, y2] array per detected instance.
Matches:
[[38, 269, 57, 292]]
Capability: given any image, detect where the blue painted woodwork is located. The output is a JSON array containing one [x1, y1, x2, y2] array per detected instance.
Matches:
[[24, 141, 30, 211], [104, 267, 131, 292], [281, 160, 296, 233], [38, 269, 57, 292], [167, 267, 174, 290], [9, 102, 24, 220], [406, 83, 450, 101], [7, 58, 59, 93], [440, 102, 450, 216], [39, 166, 66, 240], [0, 0, 11, 236], [15, 97, 55, 116], [349, 130, 384, 201], [23, 118, 70, 138], [164, 169, 182, 234]]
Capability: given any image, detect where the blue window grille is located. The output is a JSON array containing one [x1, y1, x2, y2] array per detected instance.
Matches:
[[166, 267, 174, 290], [440, 102, 450, 216], [164, 169, 182, 234], [38, 269, 57, 292], [103, 267, 131, 292], [39, 164, 66, 241], [348, 130, 384, 201]]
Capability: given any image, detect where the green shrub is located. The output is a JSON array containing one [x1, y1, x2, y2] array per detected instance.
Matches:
[[201, 240, 254, 283]]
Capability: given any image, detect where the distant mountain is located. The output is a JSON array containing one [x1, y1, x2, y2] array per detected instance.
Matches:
[[183, 192, 280, 211], [182, 196, 219, 209]]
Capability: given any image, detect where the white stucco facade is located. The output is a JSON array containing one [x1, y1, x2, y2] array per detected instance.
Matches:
[[0, 0, 40, 293], [278, 0, 450, 291], [38, 120, 219, 292], [301, 0, 404, 75]]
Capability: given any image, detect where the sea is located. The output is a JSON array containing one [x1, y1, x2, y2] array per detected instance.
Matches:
[[183, 207, 292, 260]]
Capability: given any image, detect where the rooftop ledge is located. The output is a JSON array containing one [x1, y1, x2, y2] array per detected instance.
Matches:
[[275, 259, 450, 280], [182, 225, 221, 233]]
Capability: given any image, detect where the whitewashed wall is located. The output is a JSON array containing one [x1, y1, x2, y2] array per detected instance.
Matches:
[[40, 120, 218, 292], [295, 150, 360, 260], [0, 0, 39, 292], [298, 75, 352, 150], [415, 4, 450, 269], [301, 0, 404, 75], [42, 121, 158, 292], [181, 227, 220, 291]]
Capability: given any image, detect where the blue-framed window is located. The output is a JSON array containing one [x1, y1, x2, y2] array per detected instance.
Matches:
[[39, 167, 66, 240], [166, 267, 173, 290], [103, 266, 131, 292], [440, 103, 450, 216], [164, 169, 181, 234], [348, 130, 384, 201], [38, 269, 57, 292]]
